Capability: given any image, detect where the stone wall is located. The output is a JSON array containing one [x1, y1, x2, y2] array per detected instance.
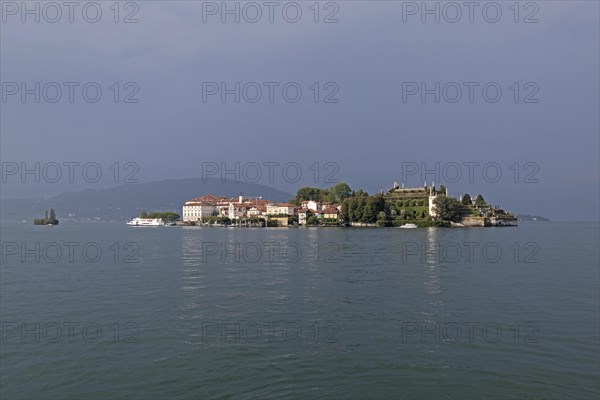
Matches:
[[461, 216, 486, 227]]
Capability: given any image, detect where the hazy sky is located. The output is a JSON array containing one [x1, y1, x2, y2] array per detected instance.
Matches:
[[1, 0, 599, 220]]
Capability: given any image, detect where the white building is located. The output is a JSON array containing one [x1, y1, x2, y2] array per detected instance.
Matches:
[[228, 203, 253, 219], [297, 209, 309, 225], [182, 201, 217, 222], [427, 182, 447, 218], [247, 207, 262, 217], [184, 194, 280, 222], [301, 200, 321, 211], [266, 204, 296, 216]]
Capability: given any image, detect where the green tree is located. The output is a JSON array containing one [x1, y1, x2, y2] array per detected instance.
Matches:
[[340, 202, 350, 223], [373, 195, 386, 213], [362, 198, 377, 223], [147, 211, 180, 222], [433, 196, 463, 222], [475, 194, 486, 207], [329, 182, 352, 203], [345, 198, 356, 222], [296, 187, 324, 201], [462, 194, 472, 206], [376, 211, 387, 226], [49, 209, 56, 222], [140, 210, 148, 218], [307, 216, 319, 225], [354, 196, 367, 222], [362, 195, 385, 223]]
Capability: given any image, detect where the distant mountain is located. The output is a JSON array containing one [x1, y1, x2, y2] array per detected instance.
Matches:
[[0, 178, 293, 222], [516, 214, 549, 222]]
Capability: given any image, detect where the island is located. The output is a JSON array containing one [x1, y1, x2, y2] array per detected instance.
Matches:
[[34, 209, 59, 225], [175, 181, 517, 228]]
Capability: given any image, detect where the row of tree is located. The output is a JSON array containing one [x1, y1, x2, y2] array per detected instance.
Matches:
[[139, 211, 180, 222], [340, 193, 387, 224], [293, 183, 352, 204], [433, 194, 488, 221], [461, 193, 487, 207]]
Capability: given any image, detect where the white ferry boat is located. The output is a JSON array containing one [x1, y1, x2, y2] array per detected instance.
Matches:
[[400, 223, 417, 229], [126, 217, 164, 226]]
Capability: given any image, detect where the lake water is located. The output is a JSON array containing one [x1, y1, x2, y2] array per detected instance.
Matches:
[[1, 222, 598, 399]]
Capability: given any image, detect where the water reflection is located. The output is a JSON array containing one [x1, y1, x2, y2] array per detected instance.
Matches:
[[423, 227, 444, 299]]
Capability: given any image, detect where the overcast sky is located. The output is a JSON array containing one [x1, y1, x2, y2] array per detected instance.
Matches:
[[1, 1, 598, 220]]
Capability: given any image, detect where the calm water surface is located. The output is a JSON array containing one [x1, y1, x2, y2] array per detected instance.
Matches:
[[1, 222, 599, 399]]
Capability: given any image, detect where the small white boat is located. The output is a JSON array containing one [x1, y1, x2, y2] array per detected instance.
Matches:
[[126, 217, 164, 226], [400, 223, 417, 229]]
